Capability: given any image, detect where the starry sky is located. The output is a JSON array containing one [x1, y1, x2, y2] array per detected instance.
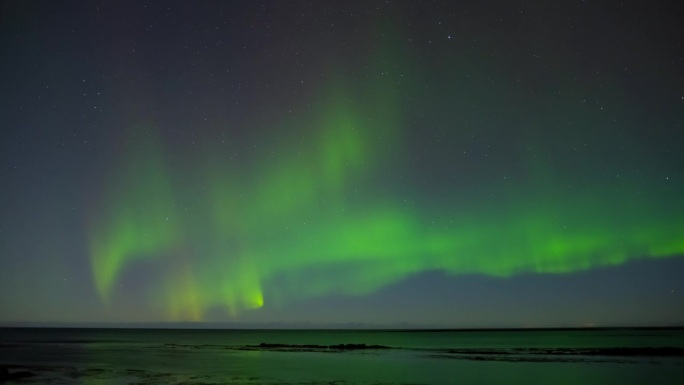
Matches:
[[1, 1, 683, 328]]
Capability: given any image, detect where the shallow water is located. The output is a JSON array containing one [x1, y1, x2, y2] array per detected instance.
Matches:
[[1, 328, 682, 384]]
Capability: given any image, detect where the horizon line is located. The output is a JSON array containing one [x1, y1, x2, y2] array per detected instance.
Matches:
[[1, 322, 682, 331]]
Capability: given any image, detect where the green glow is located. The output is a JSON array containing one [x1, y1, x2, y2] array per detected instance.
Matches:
[[88, 128, 180, 300], [88, 40, 684, 321]]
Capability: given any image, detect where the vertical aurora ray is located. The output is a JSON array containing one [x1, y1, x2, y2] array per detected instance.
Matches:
[[88, 127, 180, 301]]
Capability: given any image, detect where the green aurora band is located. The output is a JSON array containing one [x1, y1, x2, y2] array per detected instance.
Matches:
[[88, 43, 684, 321]]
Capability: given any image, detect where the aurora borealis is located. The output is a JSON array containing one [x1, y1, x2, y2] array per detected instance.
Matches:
[[1, 1, 683, 327]]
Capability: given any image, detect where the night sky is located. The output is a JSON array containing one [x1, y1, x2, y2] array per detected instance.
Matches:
[[1, 1, 683, 327]]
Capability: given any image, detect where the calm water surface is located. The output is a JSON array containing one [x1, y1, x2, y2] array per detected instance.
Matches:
[[0, 328, 682, 384]]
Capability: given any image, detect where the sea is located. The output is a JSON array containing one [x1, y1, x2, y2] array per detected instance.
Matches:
[[0, 328, 682, 384]]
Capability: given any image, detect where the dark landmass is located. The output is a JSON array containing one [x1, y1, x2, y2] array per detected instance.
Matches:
[[164, 340, 684, 360], [228, 343, 684, 358], [428, 346, 684, 363], [239, 343, 393, 352], [161, 342, 393, 353], [440, 347, 684, 357]]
